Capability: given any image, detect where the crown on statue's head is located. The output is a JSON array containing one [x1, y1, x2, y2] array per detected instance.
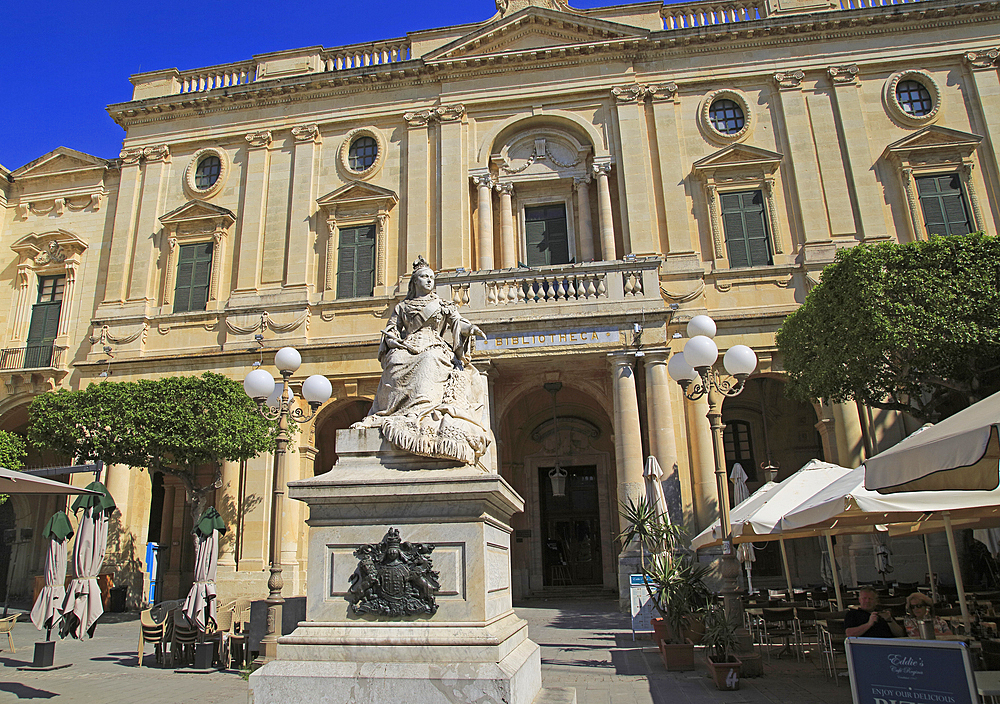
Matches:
[[384, 528, 402, 549], [412, 255, 430, 272]]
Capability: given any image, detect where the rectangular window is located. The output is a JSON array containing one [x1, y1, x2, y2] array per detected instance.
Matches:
[[720, 190, 773, 268], [173, 242, 213, 313], [916, 173, 972, 236], [25, 274, 65, 368], [337, 224, 376, 298], [524, 204, 570, 267]]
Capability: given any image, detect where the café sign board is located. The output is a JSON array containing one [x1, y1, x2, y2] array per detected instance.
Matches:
[[846, 638, 978, 704]]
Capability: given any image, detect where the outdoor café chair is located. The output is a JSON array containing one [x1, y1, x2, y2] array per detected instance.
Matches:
[[171, 611, 199, 667], [759, 608, 797, 662], [137, 608, 167, 666], [0, 613, 17, 653]]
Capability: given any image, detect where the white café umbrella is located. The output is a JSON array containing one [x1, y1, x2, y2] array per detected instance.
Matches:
[[692, 459, 857, 607], [729, 464, 757, 594], [30, 511, 74, 636], [183, 507, 226, 632], [780, 465, 1000, 631], [865, 389, 1000, 493], [60, 481, 115, 640]]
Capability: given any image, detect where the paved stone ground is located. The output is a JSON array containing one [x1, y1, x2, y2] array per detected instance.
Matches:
[[0, 599, 853, 703]]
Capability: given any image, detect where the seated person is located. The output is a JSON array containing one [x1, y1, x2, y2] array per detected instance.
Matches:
[[845, 586, 905, 638], [902, 592, 952, 638]]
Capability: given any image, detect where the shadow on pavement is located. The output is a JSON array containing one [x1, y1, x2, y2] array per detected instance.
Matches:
[[0, 682, 58, 699]]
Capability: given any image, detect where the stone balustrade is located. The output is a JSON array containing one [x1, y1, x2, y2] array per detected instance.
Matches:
[[178, 61, 259, 94], [320, 40, 411, 71], [661, 0, 765, 29], [838, 0, 924, 7], [436, 258, 662, 317]]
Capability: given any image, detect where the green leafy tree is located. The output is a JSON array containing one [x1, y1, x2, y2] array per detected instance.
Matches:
[[777, 233, 1000, 421], [28, 372, 276, 521], [0, 430, 28, 505]]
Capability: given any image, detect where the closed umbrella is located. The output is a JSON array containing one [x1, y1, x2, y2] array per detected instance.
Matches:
[[871, 532, 893, 582], [644, 456, 670, 527], [183, 507, 226, 632], [60, 481, 115, 640], [30, 511, 73, 636], [729, 464, 757, 593]]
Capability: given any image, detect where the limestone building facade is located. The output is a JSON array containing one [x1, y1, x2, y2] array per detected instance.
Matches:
[[2, 0, 997, 607]]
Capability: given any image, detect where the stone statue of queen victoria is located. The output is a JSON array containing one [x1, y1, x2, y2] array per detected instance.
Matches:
[[352, 256, 493, 468]]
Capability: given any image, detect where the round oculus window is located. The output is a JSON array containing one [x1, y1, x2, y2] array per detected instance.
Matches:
[[709, 99, 746, 135], [884, 70, 941, 126], [194, 155, 221, 189], [185, 147, 229, 198], [895, 80, 934, 117], [348, 136, 378, 171]]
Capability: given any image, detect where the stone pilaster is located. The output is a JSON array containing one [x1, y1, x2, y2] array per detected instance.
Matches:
[[100, 148, 144, 308], [128, 145, 171, 307], [235, 131, 273, 294], [574, 176, 595, 262], [286, 125, 321, 294], [404, 111, 432, 268]]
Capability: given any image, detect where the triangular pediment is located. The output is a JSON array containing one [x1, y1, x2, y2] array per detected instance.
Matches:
[[12, 147, 111, 179], [692, 144, 784, 175], [883, 126, 982, 161], [317, 182, 399, 209], [424, 7, 648, 62], [159, 200, 236, 226]]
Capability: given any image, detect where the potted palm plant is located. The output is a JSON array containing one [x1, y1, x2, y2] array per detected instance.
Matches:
[[620, 498, 710, 671], [702, 603, 743, 690]]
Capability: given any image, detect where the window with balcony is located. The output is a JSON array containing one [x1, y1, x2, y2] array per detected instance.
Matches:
[[337, 224, 376, 298], [916, 173, 973, 236], [720, 190, 773, 268], [173, 243, 213, 313], [24, 275, 65, 368], [524, 204, 571, 267]]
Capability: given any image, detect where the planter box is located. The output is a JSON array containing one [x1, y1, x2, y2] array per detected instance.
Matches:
[[659, 641, 695, 671], [706, 655, 741, 690]]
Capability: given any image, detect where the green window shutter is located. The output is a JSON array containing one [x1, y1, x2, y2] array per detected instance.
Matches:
[[25, 275, 66, 368], [720, 190, 772, 268], [524, 205, 570, 267], [173, 243, 213, 313], [916, 174, 972, 236], [337, 225, 376, 298]]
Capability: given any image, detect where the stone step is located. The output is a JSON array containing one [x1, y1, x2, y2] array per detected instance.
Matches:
[[533, 686, 577, 704]]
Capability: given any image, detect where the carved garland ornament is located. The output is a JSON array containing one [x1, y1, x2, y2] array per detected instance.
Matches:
[[347, 528, 440, 618]]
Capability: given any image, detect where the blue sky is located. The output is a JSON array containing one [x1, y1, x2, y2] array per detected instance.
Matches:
[[3, 0, 631, 171]]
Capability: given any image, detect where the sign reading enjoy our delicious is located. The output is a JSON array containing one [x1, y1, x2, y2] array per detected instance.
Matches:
[[481, 327, 619, 351], [846, 638, 978, 704]]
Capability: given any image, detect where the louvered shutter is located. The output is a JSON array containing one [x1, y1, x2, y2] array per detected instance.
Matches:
[[917, 174, 972, 236], [720, 190, 772, 268], [25, 300, 61, 368], [337, 225, 376, 298], [174, 243, 213, 313], [525, 205, 570, 267], [525, 219, 548, 267]]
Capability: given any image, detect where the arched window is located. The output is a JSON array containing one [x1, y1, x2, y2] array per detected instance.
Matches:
[[723, 419, 756, 481]]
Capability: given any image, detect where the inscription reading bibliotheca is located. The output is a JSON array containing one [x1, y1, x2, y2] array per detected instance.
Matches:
[[480, 327, 618, 350]]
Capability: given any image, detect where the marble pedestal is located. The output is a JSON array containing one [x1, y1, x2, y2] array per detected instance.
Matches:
[[248, 429, 542, 704]]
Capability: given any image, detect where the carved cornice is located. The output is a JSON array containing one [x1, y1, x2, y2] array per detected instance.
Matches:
[[107, 1, 1000, 130], [773, 70, 805, 90], [828, 64, 860, 85], [403, 104, 466, 127]]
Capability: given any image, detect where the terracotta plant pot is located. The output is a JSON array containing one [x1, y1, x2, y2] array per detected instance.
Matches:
[[682, 616, 706, 645], [707, 655, 742, 690], [659, 641, 695, 671], [651, 617, 670, 645]]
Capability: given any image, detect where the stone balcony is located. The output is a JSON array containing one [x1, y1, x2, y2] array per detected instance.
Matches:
[[434, 257, 666, 327]]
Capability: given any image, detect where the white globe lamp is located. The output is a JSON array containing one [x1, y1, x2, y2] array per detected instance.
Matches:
[[723, 345, 758, 379], [686, 315, 717, 339], [275, 347, 302, 373], [667, 352, 698, 382], [243, 368, 276, 401], [302, 375, 333, 405], [683, 335, 719, 371]]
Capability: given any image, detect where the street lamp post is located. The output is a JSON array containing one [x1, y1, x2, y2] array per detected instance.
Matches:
[[667, 315, 757, 622], [243, 346, 332, 662]]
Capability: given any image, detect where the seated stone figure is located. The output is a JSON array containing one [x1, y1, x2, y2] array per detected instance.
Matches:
[[352, 257, 491, 467]]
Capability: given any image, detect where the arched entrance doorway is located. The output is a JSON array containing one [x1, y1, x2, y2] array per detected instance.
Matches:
[[314, 399, 371, 475]]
